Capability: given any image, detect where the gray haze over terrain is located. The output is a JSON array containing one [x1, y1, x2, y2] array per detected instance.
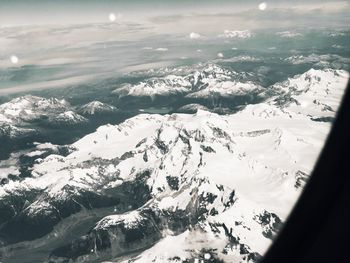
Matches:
[[0, 0, 349, 95], [1, 0, 349, 28]]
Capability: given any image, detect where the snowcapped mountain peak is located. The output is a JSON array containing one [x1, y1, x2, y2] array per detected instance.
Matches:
[[51, 111, 87, 125], [77, 100, 118, 115], [201, 63, 231, 76], [96, 210, 144, 230]]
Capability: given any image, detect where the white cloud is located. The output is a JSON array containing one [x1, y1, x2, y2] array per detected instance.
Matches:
[[0, 74, 101, 95], [289, 1, 350, 14], [155, 47, 168, 52]]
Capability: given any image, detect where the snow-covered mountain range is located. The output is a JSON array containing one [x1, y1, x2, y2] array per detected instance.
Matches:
[[112, 64, 261, 100], [0, 96, 118, 138], [0, 66, 348, 262], [0, 96, 70, 124]]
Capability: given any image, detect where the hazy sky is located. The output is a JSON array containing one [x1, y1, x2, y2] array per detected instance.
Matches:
[[0, 0, 349, 96], [0, 0, 349, 26]]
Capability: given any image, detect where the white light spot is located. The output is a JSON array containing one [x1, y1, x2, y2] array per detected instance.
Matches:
[[217, 52, 224, 58], [109, 13, 116, 22], [196, 49, 202, 52], [90, 249, 94, 253], [204, 253, 211, 259], [259, 2, 267, 11], [189, 32, 201, 39], [10, 55, 19, 64]]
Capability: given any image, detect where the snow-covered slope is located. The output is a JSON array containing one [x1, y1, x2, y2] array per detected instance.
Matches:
[[270, 68, 349, 119], [0, 68, 347, 263]]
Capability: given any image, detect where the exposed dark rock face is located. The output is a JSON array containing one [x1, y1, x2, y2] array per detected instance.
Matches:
[[253, 211, 283, 240], [50, 209, 163, 262], [48, 207, 194, 262], [0, 174, 152, 245], [311, 116, 335, 122], [200, 145, 216, 153], [295, 170, 309, 189], [166, 176, 180, 191]]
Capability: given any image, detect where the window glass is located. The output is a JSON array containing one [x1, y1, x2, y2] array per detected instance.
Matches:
[[0, 1, 349, 262]]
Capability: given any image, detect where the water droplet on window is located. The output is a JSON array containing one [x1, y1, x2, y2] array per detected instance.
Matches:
[[10, 55, 19, 64], [109, 13, 116, 22], [259, 2, 267, 11]]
